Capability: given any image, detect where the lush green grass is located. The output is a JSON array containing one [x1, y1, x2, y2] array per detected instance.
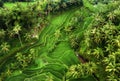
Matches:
[[4, 2, 35, 8]]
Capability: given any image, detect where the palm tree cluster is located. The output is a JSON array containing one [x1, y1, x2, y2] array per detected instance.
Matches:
[[44, 0, 83, 14]]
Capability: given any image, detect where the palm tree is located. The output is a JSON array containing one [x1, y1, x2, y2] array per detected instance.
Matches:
[[13, 24, 23, 46], [0, 42, 10, 53]]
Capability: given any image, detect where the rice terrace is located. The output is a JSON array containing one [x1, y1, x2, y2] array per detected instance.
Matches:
[[0, 0, 120, 81]]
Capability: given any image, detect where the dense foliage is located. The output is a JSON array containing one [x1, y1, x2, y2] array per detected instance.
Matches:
[[0, 0, 3, 7], [66, 0, 120, 81], [0, 0, 120, 81], [44, 0, 83, 14], [0, 2, 47, 81], [0, 2, 46, 49]]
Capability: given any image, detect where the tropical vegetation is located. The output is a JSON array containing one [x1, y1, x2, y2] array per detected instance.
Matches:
[[0, 0, 120, 81]]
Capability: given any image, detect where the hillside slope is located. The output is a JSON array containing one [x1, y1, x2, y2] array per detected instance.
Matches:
[[5, 6, 96, 81]]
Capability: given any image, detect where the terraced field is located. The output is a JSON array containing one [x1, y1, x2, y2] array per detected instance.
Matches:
[[5, 6, 96, 81], [4, 2, 34, 8], [1, 0, 119, 81]]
